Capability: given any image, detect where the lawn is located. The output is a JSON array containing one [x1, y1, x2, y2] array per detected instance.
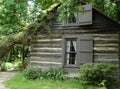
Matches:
[[5, 73, 103, 89]]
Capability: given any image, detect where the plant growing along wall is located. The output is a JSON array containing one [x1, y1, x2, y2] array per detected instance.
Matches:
[[80, 63, 116, 88], [23, 66, 66, 80]]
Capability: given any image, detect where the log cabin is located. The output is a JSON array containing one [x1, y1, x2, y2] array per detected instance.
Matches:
[[29, 3, 120, 74]]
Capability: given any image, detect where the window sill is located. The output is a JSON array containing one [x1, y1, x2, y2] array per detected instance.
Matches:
[[63, 23, 79, 27], [64, 65, 78, 68]]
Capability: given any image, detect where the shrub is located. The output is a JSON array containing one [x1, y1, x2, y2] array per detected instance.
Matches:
[[0, 62, 14, 71], [1, 62, 7, 71], [14, 61, 23, 69], [45, 67, 66, 80], [80, 63, 116, 87], [23, 66, 41, 80], [23, 66, 66, 80]]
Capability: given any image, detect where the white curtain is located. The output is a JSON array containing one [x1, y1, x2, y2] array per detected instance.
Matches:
[[66, 53, 69, 64], [66, 40, 77, 64], [66, 41, 70, 52], [66, 41, 71, 64]]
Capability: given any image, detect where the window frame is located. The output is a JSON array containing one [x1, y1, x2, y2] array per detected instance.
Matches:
[[62, 4, 92, 26], [65, 39, 77, 65], [62, 34, 93, 68], [62, 35, 79, 67], [62, 13, 79, 26]]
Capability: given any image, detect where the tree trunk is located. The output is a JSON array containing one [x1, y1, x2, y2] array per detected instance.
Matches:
[[21, 44, 25, 69]]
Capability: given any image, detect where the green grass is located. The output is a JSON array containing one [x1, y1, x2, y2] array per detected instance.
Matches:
[[5, 73, 104, 89]]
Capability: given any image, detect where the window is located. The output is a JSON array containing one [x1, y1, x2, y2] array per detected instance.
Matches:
[[65, 13, 78, 24], [63, 34, 93, 67], [66, 39, 77, 65], [63, 4, 92, 26]]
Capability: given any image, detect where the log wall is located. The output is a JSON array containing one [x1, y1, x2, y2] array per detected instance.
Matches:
[[29, 30, 119, 70], [93, 34, 119, 67]]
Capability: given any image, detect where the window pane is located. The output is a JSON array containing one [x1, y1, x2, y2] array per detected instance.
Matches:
[[69, 53, 76, 64], [67, 13, 77, 23], [67, 41, 71, 46], [66, 41, 70, 52], [66, 40, 77, 65], [66, 40, 77, 52], [72, 41, 77, 52]]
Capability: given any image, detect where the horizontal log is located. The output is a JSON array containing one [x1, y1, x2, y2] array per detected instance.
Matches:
[[94, 40, 119, 44], [93, 34, 119, 37], [94, 58, 118, 61], [94, 53, 119, 59], [94, 50, 118, 53], [32, 43, 62, 48], [94, 53, 118, 55], [95, 60, 118, 64], [94, 43, 118, 47], [94, 47, 118, 53], [94, 47, 118, 50], [30, 61, 62, 68], [30, 52, 62, 58], [32, 47, 62, 53], [30, 56, 62, 62], [35, 34, 62, 39], [94, 38, 118, 41], [32, 39, 62, 44]]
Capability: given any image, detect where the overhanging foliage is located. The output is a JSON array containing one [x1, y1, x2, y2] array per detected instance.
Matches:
[[0, 3, 59, 60]]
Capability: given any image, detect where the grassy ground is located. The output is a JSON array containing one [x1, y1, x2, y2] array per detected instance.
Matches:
[[5, 73, 104, 89]]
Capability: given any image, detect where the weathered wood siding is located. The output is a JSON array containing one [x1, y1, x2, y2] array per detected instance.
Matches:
[[29, 31, 119, 69], [93, 34, 119, 66], [92, 9, 120, 32], [29, 32, 63, 70]]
